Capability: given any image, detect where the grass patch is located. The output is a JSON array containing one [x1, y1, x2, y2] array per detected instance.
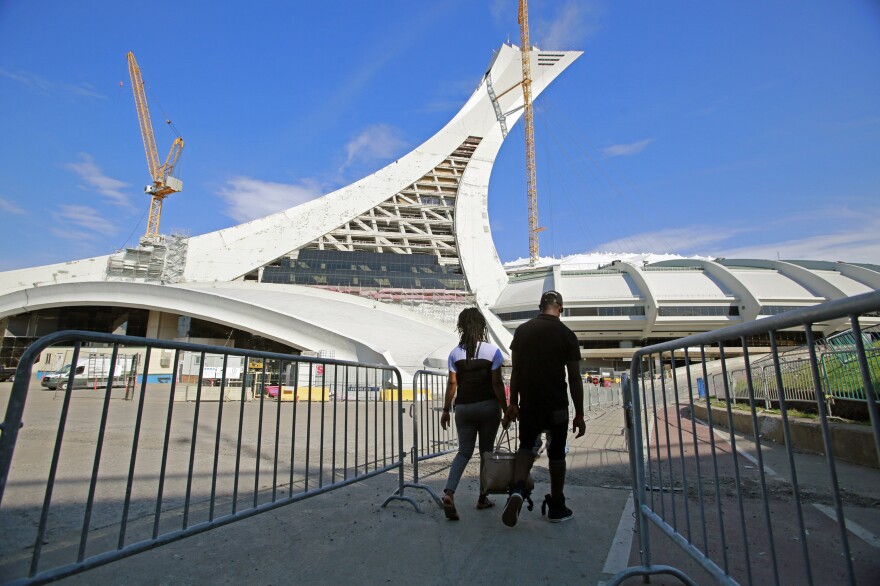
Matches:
[[708, 399, 819, 420], [705, 399, 871, 425]]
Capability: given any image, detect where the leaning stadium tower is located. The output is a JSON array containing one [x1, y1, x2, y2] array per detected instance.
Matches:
[[0, 44, 581, 377]]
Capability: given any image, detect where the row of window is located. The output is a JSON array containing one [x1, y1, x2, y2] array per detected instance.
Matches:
[[496, 304, 752, 321], [272, 249, 460, 270], [494, 306, 647, 321], [495, 304, 843, 322], [262, 274, 467, 290], [261, 249, 467, 291], [658, 306, 740, 317], [569, 306, 647, 317], [285, 260, 449, 274], [759, 305, 808, 315], [495, 305, 739, 321]]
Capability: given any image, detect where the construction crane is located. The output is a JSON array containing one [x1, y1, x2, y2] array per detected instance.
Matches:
[[126, 51, 184, 240], [518, 0, 542, 266]]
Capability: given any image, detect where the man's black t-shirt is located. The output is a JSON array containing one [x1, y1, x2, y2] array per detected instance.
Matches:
[[510, 313, 580, 412]]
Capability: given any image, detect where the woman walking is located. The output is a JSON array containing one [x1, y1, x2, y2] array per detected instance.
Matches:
[[439, 308, 508, 520]]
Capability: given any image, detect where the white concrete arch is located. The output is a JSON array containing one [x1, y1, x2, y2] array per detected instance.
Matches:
[[0, 281, 459, 375], [613, 262, 660, 339], [787, 260, 880, 291], [651, 258, 761, 321]]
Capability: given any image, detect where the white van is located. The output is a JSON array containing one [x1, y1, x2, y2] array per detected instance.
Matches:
[[41, 364, 72, 388], [44, 355, 136, 391]]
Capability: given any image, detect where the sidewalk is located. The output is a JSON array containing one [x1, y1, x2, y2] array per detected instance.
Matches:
[[57, 408, 638, 585]]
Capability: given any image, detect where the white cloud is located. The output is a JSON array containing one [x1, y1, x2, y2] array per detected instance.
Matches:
[[49, 204, 118, 241], [65, 153, 134, 209], [594, 226, 748, 256], [0, 68, 104, 99], [589, 206, 880, 264], [716, 222, 880, 264], [706, 205, 880, 263], [0, 197, 26, 215], [217, 177, 325, 223], [490, 0, 600, 48], [602, 138, 654, 158], [489, 0, 509, 26], [340, 124, 408, 172], [534, 0, 601, 49]]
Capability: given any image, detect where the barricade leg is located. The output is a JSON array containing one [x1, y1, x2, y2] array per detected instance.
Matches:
[[382, 370, 450, 512]]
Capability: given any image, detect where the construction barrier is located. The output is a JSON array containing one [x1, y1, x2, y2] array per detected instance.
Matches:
[[382, 369, 456, 511], [585, 383, 623, 413], [610, 290, 880, 585], [0, 331, 405, 584]]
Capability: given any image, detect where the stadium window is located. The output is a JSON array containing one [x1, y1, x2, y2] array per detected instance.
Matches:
[[658, 306, 738, 317], [759, 305, 810, 315]]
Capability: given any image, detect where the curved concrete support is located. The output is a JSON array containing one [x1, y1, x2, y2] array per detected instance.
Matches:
[[771, 261, 846, 300], [652, 258, 761, 321], [0, 281, 460, 376], [770, 260, 849, 333], [614, 263, 659, 339], [788, 260, 880, 290]]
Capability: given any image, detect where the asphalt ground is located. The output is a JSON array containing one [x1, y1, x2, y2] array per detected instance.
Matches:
[[2, 381, 878, 585], [0, 382, 640, 585], [636, 404, 880, 585]]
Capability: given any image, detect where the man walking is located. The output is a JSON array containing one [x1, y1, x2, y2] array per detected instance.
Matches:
[[502, 290, 585, 526]]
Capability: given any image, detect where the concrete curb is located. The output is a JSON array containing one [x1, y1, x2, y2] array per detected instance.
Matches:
[[689, 403, 878, 469]]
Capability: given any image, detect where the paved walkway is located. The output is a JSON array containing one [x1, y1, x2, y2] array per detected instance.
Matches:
[[56, 407, 641, 586], [6, 380, 877, 585]]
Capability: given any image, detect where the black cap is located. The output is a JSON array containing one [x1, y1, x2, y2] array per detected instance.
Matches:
[[540, 290, 563, 308]]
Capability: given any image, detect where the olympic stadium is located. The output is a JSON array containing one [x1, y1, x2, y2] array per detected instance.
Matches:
[[0, 43, 878, 379]]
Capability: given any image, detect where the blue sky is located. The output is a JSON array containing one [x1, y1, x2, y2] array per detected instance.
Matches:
[[1, 0, 878, 271]]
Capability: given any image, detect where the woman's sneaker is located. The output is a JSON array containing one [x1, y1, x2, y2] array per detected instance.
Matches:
[[541, 494, 573, 523]]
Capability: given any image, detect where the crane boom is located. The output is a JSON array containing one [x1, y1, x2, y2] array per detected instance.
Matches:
[[126, 51, 184, 239], [518, 0, 540, 266]]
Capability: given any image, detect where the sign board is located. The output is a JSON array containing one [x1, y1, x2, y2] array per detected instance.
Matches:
[[203, 366, 242, 380]]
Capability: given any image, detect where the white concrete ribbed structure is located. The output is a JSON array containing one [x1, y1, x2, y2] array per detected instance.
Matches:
[[493, 256, 880, 365]]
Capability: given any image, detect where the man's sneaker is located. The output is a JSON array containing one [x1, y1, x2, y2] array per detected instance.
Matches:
[[541, 494, 573, 523], [502, 491, 524, 527]]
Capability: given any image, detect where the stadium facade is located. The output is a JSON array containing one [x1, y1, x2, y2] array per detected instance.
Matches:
[[1, 43, 878, 378]]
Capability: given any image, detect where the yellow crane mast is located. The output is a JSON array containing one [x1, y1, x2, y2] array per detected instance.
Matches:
[[126, 51, 184, 239], [518, 0, 541, 266]]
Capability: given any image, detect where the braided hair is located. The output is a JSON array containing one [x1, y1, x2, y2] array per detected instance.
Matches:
[[456, 307, 488, 364]]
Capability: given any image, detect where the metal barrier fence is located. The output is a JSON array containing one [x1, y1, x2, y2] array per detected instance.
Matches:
[[585, 383, 623, 413], [382, 369, 456, 512], [0, 331, 405, 585], [610, 290, 880, 586], [711, 348, 880, 409]]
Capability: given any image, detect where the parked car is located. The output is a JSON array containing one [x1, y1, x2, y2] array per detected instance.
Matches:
[[0, 365, 15, 382]]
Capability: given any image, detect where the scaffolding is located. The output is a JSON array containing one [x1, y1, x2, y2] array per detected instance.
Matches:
[[105, 234, 188, 283]]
